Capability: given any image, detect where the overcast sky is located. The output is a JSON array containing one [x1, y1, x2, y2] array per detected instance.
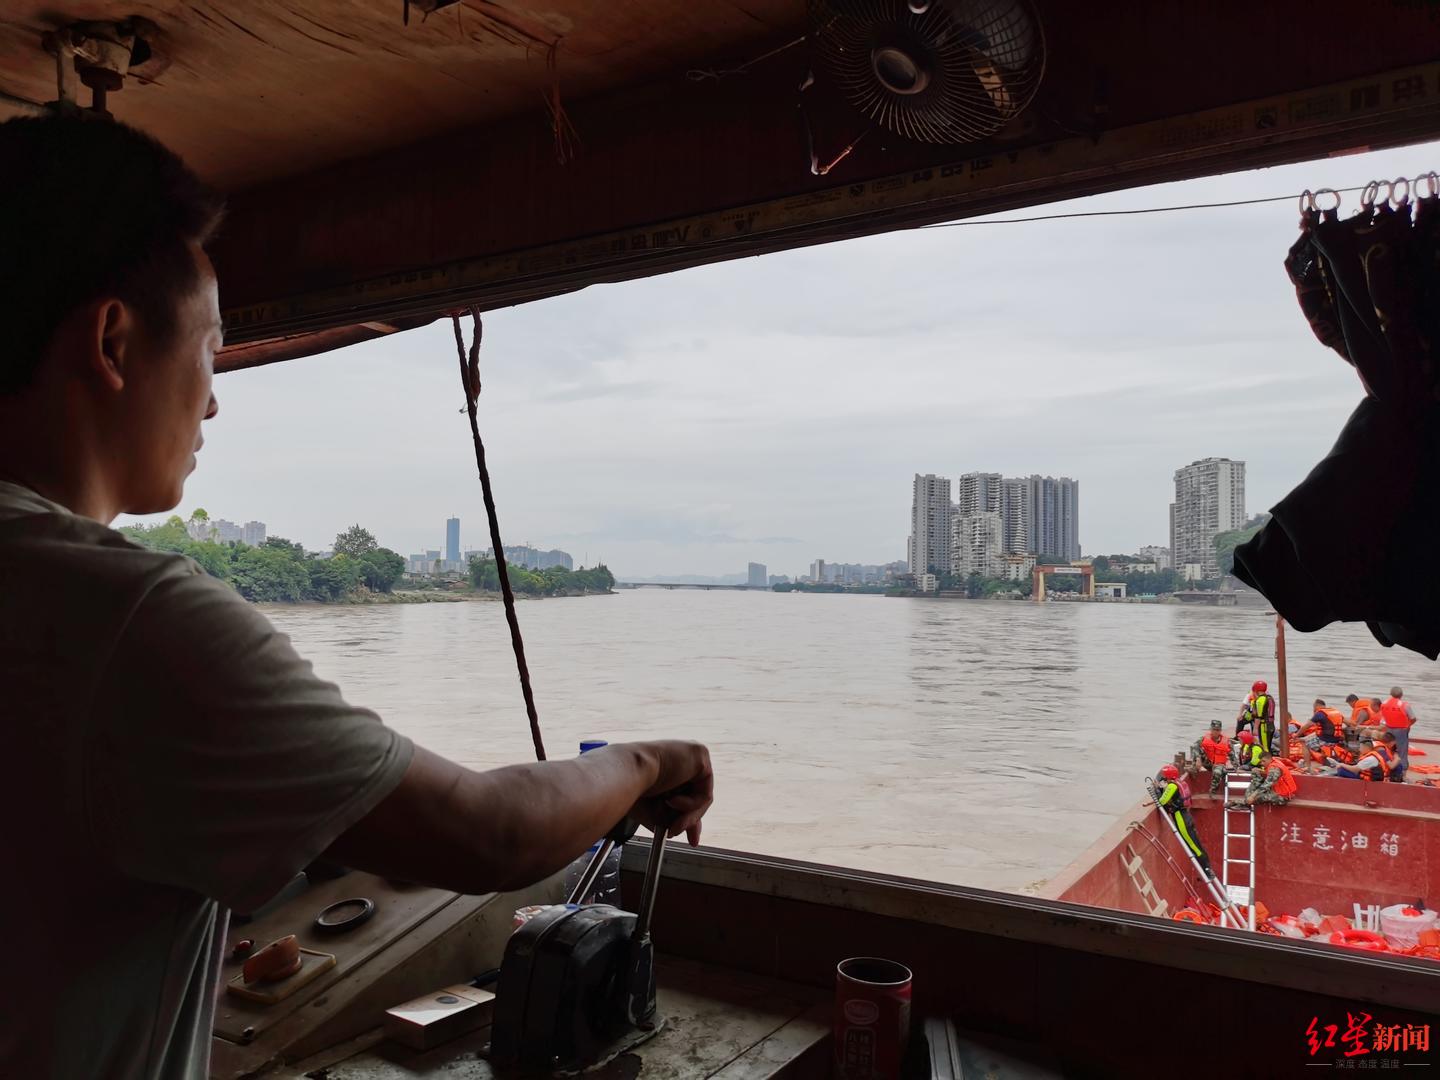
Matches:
[[125, 141, 1439, 578]]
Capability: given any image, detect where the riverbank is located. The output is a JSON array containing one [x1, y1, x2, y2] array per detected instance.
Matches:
[[275, 586, 615, 606]]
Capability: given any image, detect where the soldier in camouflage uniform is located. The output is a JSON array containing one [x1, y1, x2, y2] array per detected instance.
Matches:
[[1192, 718, 1232, 794], [1235, 751, 1296, 807]]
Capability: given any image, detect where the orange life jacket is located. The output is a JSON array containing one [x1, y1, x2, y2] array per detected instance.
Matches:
[[1268, 758, 1299, 798], [1349, 700, 1377, 728], [1362, 743, 1395, 780], [1381, 697, 1413, 729], [1318, 706, 1346, 731], [1200, 732, 1231, 765]]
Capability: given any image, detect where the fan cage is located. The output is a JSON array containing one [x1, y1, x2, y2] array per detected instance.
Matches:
[[809, 0, 1046, 145]]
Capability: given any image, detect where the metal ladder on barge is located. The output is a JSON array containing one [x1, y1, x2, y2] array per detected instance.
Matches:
[[1221, 771, 1258, 931], [1149, 777, 1248, 930]]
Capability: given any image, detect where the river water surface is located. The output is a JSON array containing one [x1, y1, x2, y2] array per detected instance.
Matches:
[[264, 592, 1438, 893]]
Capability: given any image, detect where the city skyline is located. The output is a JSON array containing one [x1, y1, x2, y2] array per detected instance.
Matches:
[[911, 470, 1080, 579], [116, 144, 1432, 577]]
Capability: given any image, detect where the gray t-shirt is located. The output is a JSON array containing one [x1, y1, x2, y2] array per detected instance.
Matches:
[[0, 483, 413, 1078]]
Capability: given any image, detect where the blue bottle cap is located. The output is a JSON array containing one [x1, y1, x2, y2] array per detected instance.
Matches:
[[579, 739, 609, 754]]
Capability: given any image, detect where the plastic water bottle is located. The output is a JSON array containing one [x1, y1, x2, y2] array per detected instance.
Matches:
[[562, 739, 624, 907]]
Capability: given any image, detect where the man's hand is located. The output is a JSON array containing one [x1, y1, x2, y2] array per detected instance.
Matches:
[[627, 740, 714, 847]]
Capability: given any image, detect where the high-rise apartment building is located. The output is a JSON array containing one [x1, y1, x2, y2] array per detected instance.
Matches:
[[242, 520, 267, 546], [952, 511, 1003, 578], [1025, 475, 1080, 562], [445, 517, 461, 564], [747, 562, 767, 588], [907, 474, 953, 576], [1170, 458, 1246, 579], [999, 477, 1030, 554], [956, 472, 1002, 516]]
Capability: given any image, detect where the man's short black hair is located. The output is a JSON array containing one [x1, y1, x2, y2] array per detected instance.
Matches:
[[0, 111, 224, 393]]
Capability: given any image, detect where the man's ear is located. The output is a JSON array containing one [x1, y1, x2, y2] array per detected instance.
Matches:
[[90, 298, 134, 393]]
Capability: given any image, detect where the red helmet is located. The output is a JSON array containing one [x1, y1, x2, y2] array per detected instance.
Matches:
[[1240, 731, 1255, 744], [1252, 680, 1268, 693], [1159, 764, 1180, 780]]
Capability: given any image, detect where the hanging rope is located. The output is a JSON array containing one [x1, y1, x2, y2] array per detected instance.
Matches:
[[451, 308, 547, 762]]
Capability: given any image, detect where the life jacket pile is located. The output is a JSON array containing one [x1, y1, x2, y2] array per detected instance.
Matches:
[[1318, 743, 1355, 765]]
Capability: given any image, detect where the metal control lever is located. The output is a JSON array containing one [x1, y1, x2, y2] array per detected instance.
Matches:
[[624, 822, 669, 1027], [566, 817, 640, 906]]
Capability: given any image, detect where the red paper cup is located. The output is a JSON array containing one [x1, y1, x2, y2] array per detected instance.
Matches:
[[834, 956, 912, 1080]]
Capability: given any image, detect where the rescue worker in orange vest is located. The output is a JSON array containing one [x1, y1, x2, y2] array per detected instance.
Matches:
[[1345, 693, 1383, 740], [1380, 686, 1418, 773], [1153, 763, 1215, 879], [1302, 699, 1350, 775], [1192, 719, 1232, 793], [1236, 750, 1298, 806], [1327, 732, 1401, 781]]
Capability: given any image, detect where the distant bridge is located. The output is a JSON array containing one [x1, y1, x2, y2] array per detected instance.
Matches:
[[616, 582, 764, 591]]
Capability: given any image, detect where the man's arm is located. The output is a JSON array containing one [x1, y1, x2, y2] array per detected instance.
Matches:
[[1156, 781, 1178, 808], [323, 741, 713, 895]]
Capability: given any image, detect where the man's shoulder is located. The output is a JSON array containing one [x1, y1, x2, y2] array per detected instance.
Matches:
[[0, 504, 211, 605]]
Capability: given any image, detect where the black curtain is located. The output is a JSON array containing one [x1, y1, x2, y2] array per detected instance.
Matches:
[[1234, 185, 1440, 658]]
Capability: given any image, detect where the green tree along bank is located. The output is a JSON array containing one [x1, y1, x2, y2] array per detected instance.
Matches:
[[468, 556, 615, 596], [120, 514, 405, 603]]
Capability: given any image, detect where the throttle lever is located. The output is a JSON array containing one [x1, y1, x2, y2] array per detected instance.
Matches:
[[565, 817, 641, 907], [624, 818, 670, 1028]]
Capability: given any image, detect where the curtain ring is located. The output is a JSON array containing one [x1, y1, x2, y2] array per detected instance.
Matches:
[[1360, 181, 1380, 209], [1298, 189, 1317, 214], [1418, 171, 1439, 199], [1391, 176, 1411, 206], [1315, 187, 1341, 213]]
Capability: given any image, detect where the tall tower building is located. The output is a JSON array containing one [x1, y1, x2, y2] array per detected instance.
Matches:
[[999, 477, 1030, 554], [1025, 476, 1080, 562], [956, 472, 1002, 516], [1171, 458, 1246, 579], [907, 474, 953, 576], [445, 517, 460, 564], [952, 511, 1003, 578]]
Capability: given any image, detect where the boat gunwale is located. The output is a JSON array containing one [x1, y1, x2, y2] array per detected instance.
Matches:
[[627, 842, 1440, 1016]]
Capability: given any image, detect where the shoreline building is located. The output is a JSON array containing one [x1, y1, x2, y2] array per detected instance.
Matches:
[[1138, 544, 1172, 571], [952, 510, 1003, 579], [1170, 457, 1246, 580], [1025, 475, 1080, 563], [907, 474, 953, 576], [747, 562, 767, 588], [958, 471, 1077, 560], [999, 477, 1030, 554], [956, 472, 1001, 516], [445, 517, 460, 564]]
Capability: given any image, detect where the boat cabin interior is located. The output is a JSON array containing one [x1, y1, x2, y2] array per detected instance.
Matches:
[[3, 2, 1438, 1076]]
